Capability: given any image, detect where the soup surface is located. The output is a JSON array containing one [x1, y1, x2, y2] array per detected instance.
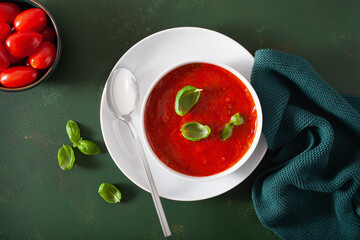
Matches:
[[144, 63, 257, 177]]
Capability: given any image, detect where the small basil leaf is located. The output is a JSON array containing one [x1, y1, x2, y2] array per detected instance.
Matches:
[[98, 183, 122, 203], [221, 123, 234, 141], [58, 145, 75, 170], [181, 122, 211, 141], [175, 85, 203, 116], [66, 120, 81, 147], [230, 113, 244, 126], [77, 140, 100, 155]]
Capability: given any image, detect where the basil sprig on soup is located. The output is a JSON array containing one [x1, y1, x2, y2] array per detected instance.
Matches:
[[175, 85, 202, 116], [181, 122, 211, 141], [221, 113, 245, 141]]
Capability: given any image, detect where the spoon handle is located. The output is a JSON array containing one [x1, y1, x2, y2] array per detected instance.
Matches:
[[128, 120, 172, 237]]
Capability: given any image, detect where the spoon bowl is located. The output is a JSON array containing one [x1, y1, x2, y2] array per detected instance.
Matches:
[[106, 68, 139, 121]]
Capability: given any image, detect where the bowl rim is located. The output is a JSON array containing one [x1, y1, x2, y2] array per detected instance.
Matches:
[[140, 60, 263, 182], [0, 0, 61, 92]]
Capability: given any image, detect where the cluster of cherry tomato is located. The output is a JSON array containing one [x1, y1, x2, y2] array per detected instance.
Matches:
[[0, 2, 57, 88]]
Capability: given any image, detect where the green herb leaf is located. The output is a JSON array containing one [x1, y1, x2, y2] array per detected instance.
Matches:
[[175, 85, 203, 116], [230, 113, 244, 126], [78, 140, 100, 155], [58, 145, 75, 170], [222, 113, 244, 141], [66, 120, 81, 147], [221, 123, 234, 141], [181, 122, 211, 141], [98, 183, 122, 203]]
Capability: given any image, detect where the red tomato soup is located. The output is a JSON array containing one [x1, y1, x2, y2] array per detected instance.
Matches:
[[144, 63, 257, 177]]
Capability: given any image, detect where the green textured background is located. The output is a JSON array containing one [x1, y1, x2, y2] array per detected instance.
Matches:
[[1, 0, 359, 239]]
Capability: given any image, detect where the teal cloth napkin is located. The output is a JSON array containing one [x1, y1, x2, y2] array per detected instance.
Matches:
[[250, 49, 360, 239]]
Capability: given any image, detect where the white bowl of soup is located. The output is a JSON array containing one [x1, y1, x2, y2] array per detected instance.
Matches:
[[140, 61, 263, 181]]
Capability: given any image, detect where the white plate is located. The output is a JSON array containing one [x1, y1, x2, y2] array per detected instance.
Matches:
[[100, 27, 268, 201]]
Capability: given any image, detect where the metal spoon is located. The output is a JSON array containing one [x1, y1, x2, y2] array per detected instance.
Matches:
[[106, 68, 171, 237]]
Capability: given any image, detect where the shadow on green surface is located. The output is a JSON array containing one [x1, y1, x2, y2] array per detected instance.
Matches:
[[77, 121, 95, 138], [219, 151, 275, 202], [113, 183, 137, 203], [74, 149, 101, 169]]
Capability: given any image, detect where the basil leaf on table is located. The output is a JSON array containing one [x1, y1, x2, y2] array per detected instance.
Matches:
[[181, 122, 211, 141], [221, 123, 234, 141], [98, 183, 122, 203], [58, 145, 75, 170], [78, 139, 100, 155], [66, 120, 81, 147], [175, 85, 203, 116], [230, 113, 244, 126]]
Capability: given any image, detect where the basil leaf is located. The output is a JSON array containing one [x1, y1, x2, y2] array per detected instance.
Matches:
[[222, 113, 244, 141], [175, 85, 203, 116], [181, 122, 211, 141], [66, 120, 81, 147], [230, 113, 244, 126], [221, 123, 234, 141], [98, 183, 122, 203], [58, 145, 75, 170], [78, 140, 100, 155]]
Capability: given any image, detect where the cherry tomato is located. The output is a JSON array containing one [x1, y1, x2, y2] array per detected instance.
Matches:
[[0, 66, 38, 87], [28, 41, 56, 69], [0, 43, 10, 71], [0, 22, 11, 43], [14, 8, 47, 33], [5, 32, 43, 58], [40, 26, 56, 42], [0, 3, 20, 25], [9, 54, 23, 64]]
